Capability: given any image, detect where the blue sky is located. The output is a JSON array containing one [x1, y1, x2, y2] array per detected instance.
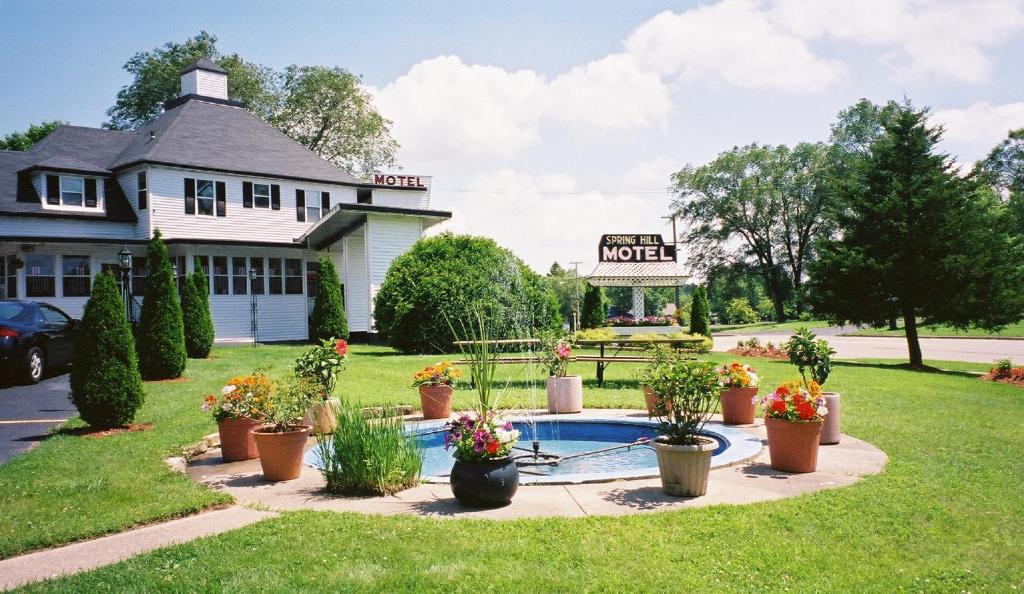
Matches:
[[3, 0, 1024, 272]]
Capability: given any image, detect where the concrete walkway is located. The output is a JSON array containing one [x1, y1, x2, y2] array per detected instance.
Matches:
[[0, 506, 276, 591], [185, 410, 887, 520]]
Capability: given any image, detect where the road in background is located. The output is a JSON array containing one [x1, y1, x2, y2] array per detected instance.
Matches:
[[714, 333, 1024, 364]]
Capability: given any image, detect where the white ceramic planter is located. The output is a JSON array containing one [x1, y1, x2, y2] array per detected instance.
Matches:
[[546, 376, 583, 413], [652, 438, 715, 497], [303, 397, 340, 435], [820, 392, 841, 445]]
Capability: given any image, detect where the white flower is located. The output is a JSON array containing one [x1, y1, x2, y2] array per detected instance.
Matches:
[[495, 428, 520, 444], [222, 385, 236, 394], [817, 405, 828, 416], [220, 403, 231, 411]]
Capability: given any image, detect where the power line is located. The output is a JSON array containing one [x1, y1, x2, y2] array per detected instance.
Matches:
[[429, 187, 672, 196]]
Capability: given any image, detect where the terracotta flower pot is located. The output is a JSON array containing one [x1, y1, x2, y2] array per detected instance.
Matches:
[[419, 384, 453, 419], [252, 425, 311, 481], [546, 376, 583, 413], [304, 397, 340, 435], [720, 386, 758, 425], [642, 386, 672, 416], [217, 417, 261, 462], [765, 417, 822, 473], [820, 392, 841, 445], [652, 438, 716, 497]]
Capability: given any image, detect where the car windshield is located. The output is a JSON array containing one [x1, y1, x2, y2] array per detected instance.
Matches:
[[0, 302, 26, 321]]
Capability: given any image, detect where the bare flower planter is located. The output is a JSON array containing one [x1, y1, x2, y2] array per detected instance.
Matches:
[[217, 417, 261, 462], [546, 376, 583, 413], [418, 385, 453, 419], [303, 397, 340, 435], [765, 417, 822, 473], [820, 393, 841, 445], [252, 425, 312, 481], [720, 387, 758, 425], [652, 438, 716, 496]]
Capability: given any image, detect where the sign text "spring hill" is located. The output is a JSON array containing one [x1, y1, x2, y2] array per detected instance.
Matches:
[[598, 234, 677, 263]]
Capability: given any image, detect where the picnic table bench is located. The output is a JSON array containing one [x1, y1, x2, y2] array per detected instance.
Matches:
[[452, 337, 705, 387]]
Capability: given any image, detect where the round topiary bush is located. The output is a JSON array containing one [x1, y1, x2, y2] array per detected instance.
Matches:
[[70, 273, 145, 428], [373, 233, 562, 353], [136, 229, 187, 379], [181, 268, 214, 358], [311, 257, 349, 341]]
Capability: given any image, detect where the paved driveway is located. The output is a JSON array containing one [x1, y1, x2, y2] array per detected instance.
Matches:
[[714, 333, 1024, 364], [0, 373, 76, 465]]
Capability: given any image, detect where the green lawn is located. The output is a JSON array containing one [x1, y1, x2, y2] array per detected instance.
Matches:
[[4, 344, 1024, 591], [711, 319, 832, 334], [851, 320, 1024, 338]]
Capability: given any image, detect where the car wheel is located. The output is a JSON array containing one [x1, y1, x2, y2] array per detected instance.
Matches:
[[23, 347, 45, 384]]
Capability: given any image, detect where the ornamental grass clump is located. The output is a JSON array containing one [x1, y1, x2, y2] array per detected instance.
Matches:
[[316, 404, 422, 495], [646, 353, 720, 445]]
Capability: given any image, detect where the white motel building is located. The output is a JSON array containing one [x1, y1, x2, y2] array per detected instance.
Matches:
[[0, 59, 450, 341]]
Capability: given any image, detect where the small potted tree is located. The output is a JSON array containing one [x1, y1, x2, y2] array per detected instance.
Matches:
[[759, 379, 828, 473], [251, 375, 319, 481], [716, 362, 759, 424], [412, 361, 462, 419], [539, 331, 581, 413], [785, 329, 840, 444], [294, 338, 348, 434], [637, 346, 673, 415], [647, 355, 721, 497], [446, 309, 521, 508], [201, 373, 271, 462]]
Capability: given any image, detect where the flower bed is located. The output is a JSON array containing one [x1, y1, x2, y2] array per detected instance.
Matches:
[[982, 359, 1024, 387], [605, 315, 679, 327], [727, 337, 788, 360]]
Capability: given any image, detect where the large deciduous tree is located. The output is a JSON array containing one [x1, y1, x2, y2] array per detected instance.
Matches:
[[0, 121, 66, 151], [105, 32, 397, 178], [977, 128, 1024, 234], [808, 105, 1024, 367]]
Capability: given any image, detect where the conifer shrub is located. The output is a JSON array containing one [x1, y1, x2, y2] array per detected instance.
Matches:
[[580, 283, 607, 329], [70, 273, 145, 428], [311, 257, 349, 341], [689, 285, 712, 337], [136, 229, 187, 379], [181, 269, 214, 358]]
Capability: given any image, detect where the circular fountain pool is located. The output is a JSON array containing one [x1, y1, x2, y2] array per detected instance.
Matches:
[[304, 417, 764, 485]]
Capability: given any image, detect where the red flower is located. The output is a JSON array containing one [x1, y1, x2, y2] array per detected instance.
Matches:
[[793, 392, 805, 405], [771, 400, 788, 415], [335, 339, 348, 357], [486, 440, 500, 455], [797, 402, 816, 420], [776, 386, 791, 397]]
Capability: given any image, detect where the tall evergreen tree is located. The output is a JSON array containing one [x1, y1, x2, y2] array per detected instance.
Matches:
[[70, 273, 145, 428], [136, 230, 187, 379], [181, 269, 214, 358], [689, 285, 712, 337], [311, 257, 349, 341], [809, 105, 1024, 366], [580, 283, 606, 329]]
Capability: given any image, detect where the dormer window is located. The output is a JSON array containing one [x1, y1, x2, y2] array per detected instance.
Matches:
[[43, 174, 102, 210]]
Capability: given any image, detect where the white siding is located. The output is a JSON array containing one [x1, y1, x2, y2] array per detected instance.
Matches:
[[0, 216, 139, 240], [180, 70, 228, 99], [371, 188, 429, 209], [117, 166, 152, 237], [367, 215, 421, 317], [343, 228, 369, 332], [148, 166, 358, 244]]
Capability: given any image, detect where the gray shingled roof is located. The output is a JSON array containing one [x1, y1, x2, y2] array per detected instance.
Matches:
[[109, 99, 362, 184], [182, 57, 226, 75]]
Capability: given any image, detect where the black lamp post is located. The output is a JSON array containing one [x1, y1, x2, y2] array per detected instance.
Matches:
[[117, 246, 133, 322], [249, 267, 259, 347]]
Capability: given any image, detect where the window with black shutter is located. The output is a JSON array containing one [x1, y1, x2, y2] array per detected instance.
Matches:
[[215, 181, 226, 217], [84, 178, 97, 208], [271, 184, 280, 210], [321, 191, 330, 212], [295, 189, 306, 222], [356, 188, 372, 204], [242, 181, 253, 208], [46, 175, 60, 205], [184, 178, 196, 214], [137, 171, 147, 210]]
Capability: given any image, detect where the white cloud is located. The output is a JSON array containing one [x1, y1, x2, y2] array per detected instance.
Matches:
[[625, 2, 846, 92], [931, 101, 1024, 161], [771, 0, 1024, 83]]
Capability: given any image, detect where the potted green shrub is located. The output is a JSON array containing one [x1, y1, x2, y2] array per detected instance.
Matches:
[[646, 355, 721, 497], [716, 362, 759, 425], [785, 329, 840, 444], [201, 373, 271, 462], [294, 338, 348, 434], [637, 346, 674, 416], [251, 375, 319, 481], [539, 331, 581, 413], [446, 310, 521, 508], [412, 361, 463, 419], [758, 379, 828, 473]]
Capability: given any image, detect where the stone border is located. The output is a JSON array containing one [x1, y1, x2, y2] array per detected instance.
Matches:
[[183, 409, 887, 520]]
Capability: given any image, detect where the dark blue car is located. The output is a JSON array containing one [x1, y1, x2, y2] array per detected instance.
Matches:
[[0, 300, 77, 384]]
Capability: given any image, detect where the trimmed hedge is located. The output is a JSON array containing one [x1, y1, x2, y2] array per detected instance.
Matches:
[[136, 229, 187, 379], [181, 269, 214, 358], [689, 285, 712, 337], [70, 273, 145, 428], [373, 233, 562, 354], [580, 283, 606, 329], [311, 257, 349, 341]]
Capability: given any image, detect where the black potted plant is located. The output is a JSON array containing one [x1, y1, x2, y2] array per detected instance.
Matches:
[[445, 309, 521, 508], [646, 354, 721, 497], [785, 328, 840, 444]]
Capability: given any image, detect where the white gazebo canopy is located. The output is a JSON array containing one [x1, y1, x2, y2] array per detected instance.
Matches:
[[587, 261, 689, 319]]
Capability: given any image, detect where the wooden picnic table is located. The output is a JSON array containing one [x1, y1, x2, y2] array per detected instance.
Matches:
[[452, 336, 705, 387]]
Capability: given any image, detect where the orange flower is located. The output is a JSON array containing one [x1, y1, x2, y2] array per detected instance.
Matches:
[[335, 339, 348, 357]]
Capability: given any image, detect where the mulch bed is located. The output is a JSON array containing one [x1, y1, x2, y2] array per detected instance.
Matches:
[[727, 347, 789, 360], [980, 373, 1024, 388]]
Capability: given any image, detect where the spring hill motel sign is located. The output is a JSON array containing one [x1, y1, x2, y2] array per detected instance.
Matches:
[[598, 234, 677, 263]]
